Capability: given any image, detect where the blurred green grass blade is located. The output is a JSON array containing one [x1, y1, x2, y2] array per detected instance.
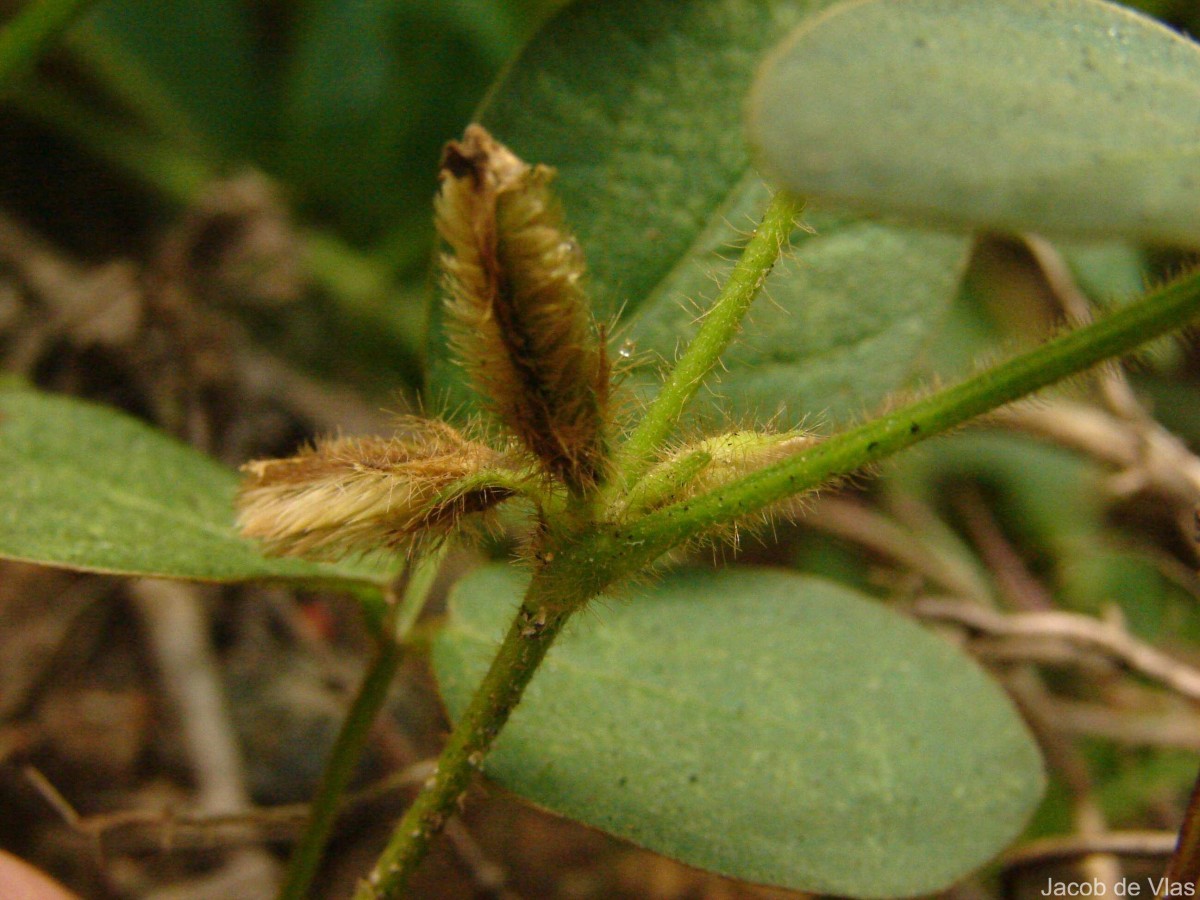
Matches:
[[748, 0, 1200, 245], [0, 0, 100, 87], [427, 0, 970, 429], [887, 429, 1200, 637], [65, 25, 215, 154], [81, 0, 268, 158], [435, 565, 1045, 897], [0, 387, 388, 588], [281, 0, 520, 244], [8, 81, 214, 204]]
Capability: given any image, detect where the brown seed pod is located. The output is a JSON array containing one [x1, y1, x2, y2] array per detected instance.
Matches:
[[236, 419, 520, 560], [436, 124, 610, 493]]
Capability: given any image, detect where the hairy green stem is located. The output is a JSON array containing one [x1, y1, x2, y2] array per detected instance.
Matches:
[[512, 266, 1200, 618], [354, 235, 1200, 897], [620, 448, 713, 514], [355, 192, 806, 897], [280, 638, 404, 900], [607, 190, 806, 495], [619, 264, 1200, 559], [280, 551, 445, 900], [353, 573, 580, 900], [0, 0, 98, 87]]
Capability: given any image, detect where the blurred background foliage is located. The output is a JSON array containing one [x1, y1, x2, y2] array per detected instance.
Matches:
[[6, 0, 1200, 895], [0, 0, 566, 394], [0, 0, 1194, 395]]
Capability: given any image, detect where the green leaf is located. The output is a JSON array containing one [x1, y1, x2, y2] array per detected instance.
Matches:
[[426, 0, 970, 429], [0, 387, 387, 588], [890, 431, 1107, 552], [625, 188, 967, 424], [1057, 241, 1147, 307], [434, 565, 1045, 897], [748, 0, 1200, 246]]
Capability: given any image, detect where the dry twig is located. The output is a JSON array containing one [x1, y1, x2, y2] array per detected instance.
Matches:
[[1004, 831, 1177, 870], [129, 579, 280, 897], [915, 598, 1200, 701], [25, 760, 437, 855], [802, 496, 992, 603]]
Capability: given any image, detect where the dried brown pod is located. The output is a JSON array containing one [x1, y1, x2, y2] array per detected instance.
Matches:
[[236, 419, 521, 560], [436, 124, 610, 493]]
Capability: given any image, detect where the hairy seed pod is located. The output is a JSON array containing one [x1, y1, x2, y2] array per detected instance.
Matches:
[[630, 430, 820, 551], [236, 420, 518, 560], [636, 430, 818, 511], [436, 124, 610, 492]]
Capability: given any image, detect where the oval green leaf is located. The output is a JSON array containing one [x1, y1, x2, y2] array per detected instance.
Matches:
[[434, 565, 1045, 897], [748, 0, 1200, 245], [426, 0, 971, 429], [0, 387, 387, 588]]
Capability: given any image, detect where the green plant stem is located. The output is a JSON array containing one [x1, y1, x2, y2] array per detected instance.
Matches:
[[0, 0, 99, 88], [353, 575, 579, 900], [606, 190, 805, 496], [352, 195, 808, 898], [620, 264, 1200, 558], [280, 637, 404, 900], [621, 448, 712, 514], [486, 266, 1200, 632], [353, 254, 1200, 899], [280, 551, 445, 900], [388, 546, 448, 643]]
